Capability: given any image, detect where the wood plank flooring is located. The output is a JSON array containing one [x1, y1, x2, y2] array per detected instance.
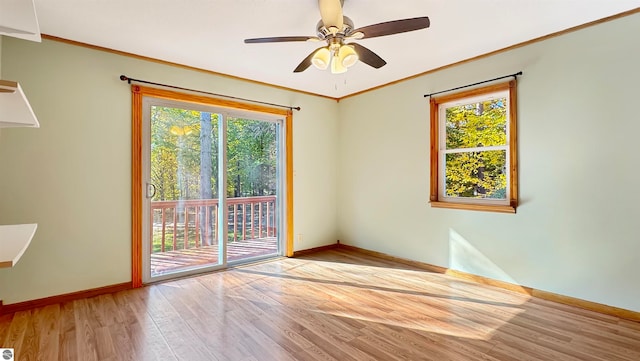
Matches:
[[151, 237, 278, 275], [2, 248, 640, 360]]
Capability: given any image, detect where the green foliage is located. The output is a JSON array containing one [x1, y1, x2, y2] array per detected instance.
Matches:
[[227, 117, 277, 197], [444, 98, 507, 199], [151, 106, 211, 200], [150, 106, 277, 201]]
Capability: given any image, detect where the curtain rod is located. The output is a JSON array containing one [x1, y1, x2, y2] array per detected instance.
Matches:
[[423, 71, 523, 98], [119, 75, 301, 111]]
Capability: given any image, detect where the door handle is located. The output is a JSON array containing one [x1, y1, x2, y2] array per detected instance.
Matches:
[[146, 183, 157, 198]]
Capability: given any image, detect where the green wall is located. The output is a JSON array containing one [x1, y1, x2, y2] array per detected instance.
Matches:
[[337, 12, 640, 312], [2, 12, 639, 313], [0, 38, 339, 304]]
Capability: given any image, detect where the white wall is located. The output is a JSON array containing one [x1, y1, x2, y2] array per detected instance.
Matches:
[[0, 38, 339, 304], [337, 13, 640, 312]]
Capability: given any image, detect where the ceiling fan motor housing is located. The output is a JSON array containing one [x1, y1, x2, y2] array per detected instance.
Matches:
[[316, 16, 355, 40]]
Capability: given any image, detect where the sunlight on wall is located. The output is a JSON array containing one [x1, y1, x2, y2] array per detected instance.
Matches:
[[448, 229, 518, 285]]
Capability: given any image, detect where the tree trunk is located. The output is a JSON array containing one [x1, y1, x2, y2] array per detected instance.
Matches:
[[199, 112, 213, 246]]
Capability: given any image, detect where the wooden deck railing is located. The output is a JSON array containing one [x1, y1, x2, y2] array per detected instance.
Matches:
[[150, 196, 277, 253]]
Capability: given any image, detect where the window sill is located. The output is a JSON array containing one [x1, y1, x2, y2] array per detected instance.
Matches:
[[429, 201, 516, 214]]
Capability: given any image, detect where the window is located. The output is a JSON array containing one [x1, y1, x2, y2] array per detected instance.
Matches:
[[429, 80, 518, 213]]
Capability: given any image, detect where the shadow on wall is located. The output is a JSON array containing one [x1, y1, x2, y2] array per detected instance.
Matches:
[[449, 228, 519, 285]]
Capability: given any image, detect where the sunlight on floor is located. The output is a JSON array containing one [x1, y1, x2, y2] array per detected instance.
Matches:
[[240, 256, 530, 340]]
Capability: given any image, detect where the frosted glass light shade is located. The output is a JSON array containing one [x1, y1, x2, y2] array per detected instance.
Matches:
[[312, 48, 331, 70], [339, 45, 358, 68], [331, 54, 347, 74]]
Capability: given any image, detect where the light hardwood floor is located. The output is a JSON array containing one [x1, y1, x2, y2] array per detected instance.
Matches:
[[2, 248, 640, 360]]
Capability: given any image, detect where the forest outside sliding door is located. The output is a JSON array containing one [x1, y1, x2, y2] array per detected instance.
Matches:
[[138, 91, 287, 283], [225, 116, 281, 264]]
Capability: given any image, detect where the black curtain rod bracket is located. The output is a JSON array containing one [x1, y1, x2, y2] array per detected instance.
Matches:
[[119, 75, 301, 111], [424, 71, 522, 98]]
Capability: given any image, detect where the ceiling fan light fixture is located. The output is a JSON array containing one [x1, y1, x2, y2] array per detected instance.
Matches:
[[330, 53, 347, 74], [245, 1, 430, 74], [338, 44, 358, 68], [311, 47, 331, 70]]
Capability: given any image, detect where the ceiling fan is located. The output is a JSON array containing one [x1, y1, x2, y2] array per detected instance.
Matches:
[[244, 0, 430, 74]]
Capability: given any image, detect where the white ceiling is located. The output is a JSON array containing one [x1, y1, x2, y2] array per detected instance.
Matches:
[[32, 0, 640, 98]]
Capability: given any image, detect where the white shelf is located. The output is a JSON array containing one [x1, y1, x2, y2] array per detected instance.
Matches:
[[0, 223, 37, 268], [0, 80, 40, 128], [0, 0, 41, 42]]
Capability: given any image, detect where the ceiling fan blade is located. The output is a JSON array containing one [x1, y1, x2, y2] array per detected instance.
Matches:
[[244, 36, 316, 44], [293, 46, 325, 73], [351, 17, 430, 39], [351, 43, 386, 69], [318, 0, 343, 30]]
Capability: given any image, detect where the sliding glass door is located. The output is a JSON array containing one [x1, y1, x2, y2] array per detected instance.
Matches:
[[141, 98, 283, 282], [225, 116, 281, 264]]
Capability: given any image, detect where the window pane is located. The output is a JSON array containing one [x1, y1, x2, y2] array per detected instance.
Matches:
[[150, 106, 221, 277], [226, 117, 280, 264], [445, 98, 507, 149], [445, 150, 507, 199]]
